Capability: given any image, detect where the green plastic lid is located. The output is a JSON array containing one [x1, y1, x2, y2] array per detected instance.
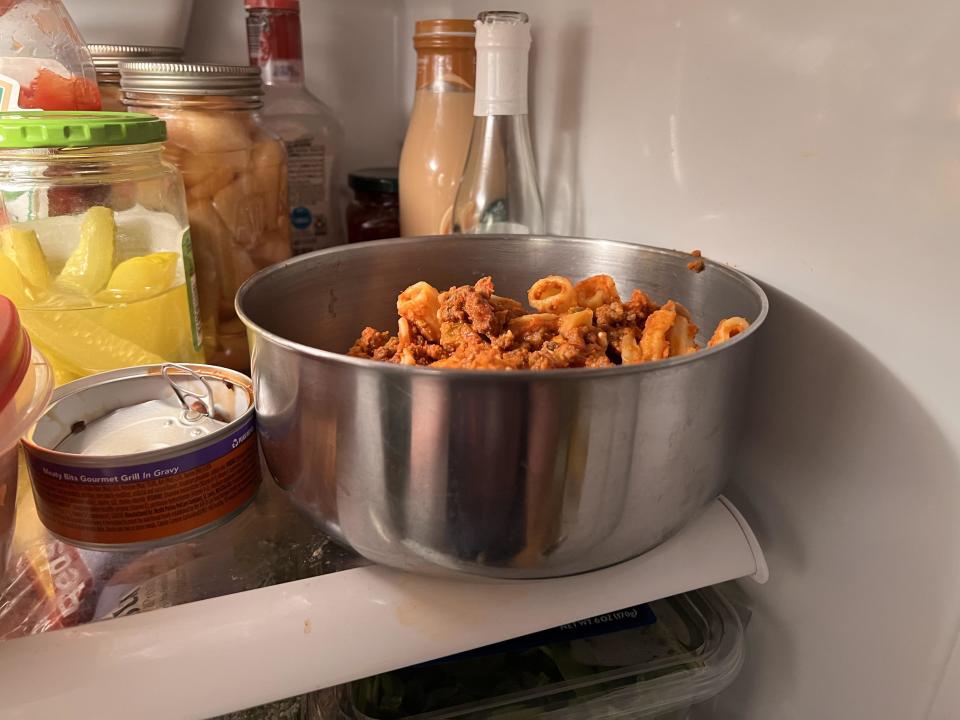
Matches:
[[0, 111, 166, 149]]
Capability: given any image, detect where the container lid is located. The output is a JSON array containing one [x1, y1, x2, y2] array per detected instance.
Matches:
[[348, 168, 399, 195], [413, 19, 476, 50], [0, 111, 166, 149], [0, 296, 31, 411], [119, 62, 263, 97], [344, 587, 744, 720], [245, 0, 300, 10], [89, 45, 184, 79]]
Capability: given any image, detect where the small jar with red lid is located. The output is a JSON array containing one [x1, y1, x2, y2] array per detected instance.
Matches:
[[346, 168, 400, 243], [0, 296, 54, 577]]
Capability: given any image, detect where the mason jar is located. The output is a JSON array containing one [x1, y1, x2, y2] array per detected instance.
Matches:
[[0, 111, 204, 386], [120, 62, 291, 372], [88, 45, 184, 111]]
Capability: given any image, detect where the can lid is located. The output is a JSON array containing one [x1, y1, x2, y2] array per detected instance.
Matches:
[[88, 45, 184, 78], [0, 111, 166, 148], [245, 0, 300, 10], [119, 62, 264, 97], [348, 167, 399, 195], [0, 296, 31, 411]]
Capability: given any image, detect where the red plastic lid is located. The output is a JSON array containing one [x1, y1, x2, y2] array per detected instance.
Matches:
[[0, 296, 31, 411], [245, 0, 300, 10]]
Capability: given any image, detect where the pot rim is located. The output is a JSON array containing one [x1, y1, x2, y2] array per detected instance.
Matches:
[[235, 234, 769, 381]]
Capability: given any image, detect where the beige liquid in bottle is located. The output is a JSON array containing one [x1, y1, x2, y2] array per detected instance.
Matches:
[[399, 20, 476, 237]]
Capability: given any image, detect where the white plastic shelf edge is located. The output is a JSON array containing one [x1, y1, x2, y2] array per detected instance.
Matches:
[[0, 496, 766, 720]]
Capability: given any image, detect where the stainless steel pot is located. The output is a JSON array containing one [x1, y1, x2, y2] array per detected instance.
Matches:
[[236, 236, 767, 579]]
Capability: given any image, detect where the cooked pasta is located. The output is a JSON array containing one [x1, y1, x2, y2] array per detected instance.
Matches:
[[348, 274, 750, 370]]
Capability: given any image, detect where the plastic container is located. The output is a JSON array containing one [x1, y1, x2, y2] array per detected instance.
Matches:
[[88, 45, 183, 111], [120, 62, 291, 372], [0, 111, 205, 386], [0, 296, 53, 576], [346, 168, 399, 244], [321, 587, 744, 720], [0, 0, 100, 110]]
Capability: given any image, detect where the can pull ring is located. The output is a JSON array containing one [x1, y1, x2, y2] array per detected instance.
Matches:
[[162, 363, 214, 420]]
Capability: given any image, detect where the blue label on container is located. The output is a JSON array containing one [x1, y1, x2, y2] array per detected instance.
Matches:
[[421, 603, 658, 667], [27, 417, 256, 485], [290, 206, 312, 229]]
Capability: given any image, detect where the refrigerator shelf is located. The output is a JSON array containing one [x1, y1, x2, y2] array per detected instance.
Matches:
[[0, 496, 765, 719]]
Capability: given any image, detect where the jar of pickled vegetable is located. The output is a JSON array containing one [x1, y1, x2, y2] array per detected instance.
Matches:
[[88, 45, 183, 112], [120, 63, 291, 372], [0, 111, 204, 386]]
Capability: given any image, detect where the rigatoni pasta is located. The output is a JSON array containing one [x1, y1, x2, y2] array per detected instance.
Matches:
[[348, 273, 750, 370]]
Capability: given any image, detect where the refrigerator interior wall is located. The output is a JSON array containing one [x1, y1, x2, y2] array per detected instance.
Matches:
[[180, 1, 959, 718]]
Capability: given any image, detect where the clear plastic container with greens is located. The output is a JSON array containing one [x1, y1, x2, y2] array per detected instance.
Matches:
[[0, 111, 204, 386], [320, 587, 744, 720]]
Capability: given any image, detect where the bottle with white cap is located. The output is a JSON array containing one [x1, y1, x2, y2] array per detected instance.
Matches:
[[452, 11, 544, 235]]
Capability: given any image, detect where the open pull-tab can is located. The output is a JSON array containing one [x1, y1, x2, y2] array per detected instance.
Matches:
[[20, 363, 260, 550], [162, 362, 215, 422]]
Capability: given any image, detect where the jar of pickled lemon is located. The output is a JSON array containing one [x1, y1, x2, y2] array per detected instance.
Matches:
[[120, 63, 292, 372], [0, 111, 204, 386]]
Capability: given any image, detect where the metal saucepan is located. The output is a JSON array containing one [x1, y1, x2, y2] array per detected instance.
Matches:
[[236, 235, 768, 579]]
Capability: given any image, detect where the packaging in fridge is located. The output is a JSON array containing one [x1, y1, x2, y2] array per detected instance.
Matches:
[[0, 296, 53, 577], [0, 0, 100, 110], [88, 44, 183, 111], [320, 587, 744, 720]]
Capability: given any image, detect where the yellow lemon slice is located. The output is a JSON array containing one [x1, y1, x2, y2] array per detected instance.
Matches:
[[56, 206, 117, 295], [0, 253, 29, 305], [1, 226, 50, 291], [95, 252, 179, 303]]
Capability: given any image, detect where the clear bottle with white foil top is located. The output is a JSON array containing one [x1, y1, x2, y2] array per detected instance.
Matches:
[[452, 11, 544, 235]]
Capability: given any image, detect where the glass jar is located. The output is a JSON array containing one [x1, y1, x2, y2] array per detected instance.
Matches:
[[346, 168, 399, 243], [87, 45, 183, 112], [0, 111, 204, 386], [120, 63, 291, 372]]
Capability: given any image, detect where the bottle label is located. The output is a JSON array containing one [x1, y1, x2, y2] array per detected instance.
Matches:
[[180, 229, 203, 352], [246, 10, 305, 85], [285, 136, 336, 254], [0, 73, 24, 111]]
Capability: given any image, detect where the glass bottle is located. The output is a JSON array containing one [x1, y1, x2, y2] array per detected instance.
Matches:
[[452, 11, 543, 235], [399, 19, 476, 237], [245, 0, 344, 253]]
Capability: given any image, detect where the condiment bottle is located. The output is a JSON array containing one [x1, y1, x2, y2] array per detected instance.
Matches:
[[452, 11, 543, 234], [399, 19, 476, 236], [346, 168, 400, 243], [120, 62, 292, 372], [0, 111, 205, 385], [88, 45, 183, 111], [246, 0, 344, 253], [0, 0, 100, 110]]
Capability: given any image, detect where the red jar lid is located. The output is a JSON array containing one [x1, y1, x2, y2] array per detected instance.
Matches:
[[0, 296, 31, 411]]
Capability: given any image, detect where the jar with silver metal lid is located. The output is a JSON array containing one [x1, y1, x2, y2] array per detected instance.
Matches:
[[87, 45, 184, 111], [120, 63, 292, 372]]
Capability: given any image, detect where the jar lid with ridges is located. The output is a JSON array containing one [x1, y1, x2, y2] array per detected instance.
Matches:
[[119, 62, 263, 97], [89, 45, 184, 78], [349, 168, 399, 195], [0, 111, 166, 149]]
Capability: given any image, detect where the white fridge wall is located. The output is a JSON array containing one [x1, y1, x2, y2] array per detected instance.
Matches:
[[185, 1, 960, 718]]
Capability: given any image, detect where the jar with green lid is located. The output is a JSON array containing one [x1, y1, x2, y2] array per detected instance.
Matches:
[[120, 62, 291, 372], [0, 111, 204, 386], [88, 45, 184, 111]]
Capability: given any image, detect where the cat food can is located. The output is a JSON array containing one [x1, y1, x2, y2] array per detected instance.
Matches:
[[21, 363, 260, 550]]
